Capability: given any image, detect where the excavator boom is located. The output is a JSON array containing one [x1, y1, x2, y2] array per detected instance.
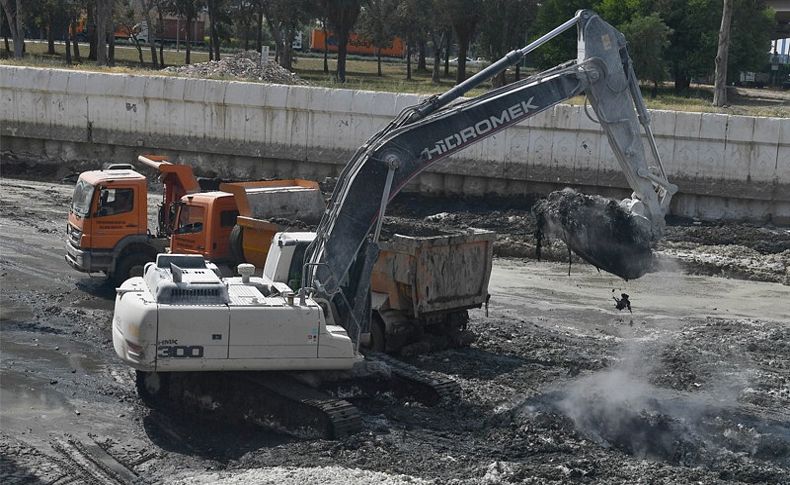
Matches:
[[304, 10, 677, 337]]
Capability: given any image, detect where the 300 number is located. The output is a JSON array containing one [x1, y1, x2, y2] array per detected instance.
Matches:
[[157, 345, 204, 358]]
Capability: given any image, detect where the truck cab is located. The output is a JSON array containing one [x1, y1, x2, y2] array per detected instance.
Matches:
[[66, 168, 159, 281], [169, 192, 240, 263]]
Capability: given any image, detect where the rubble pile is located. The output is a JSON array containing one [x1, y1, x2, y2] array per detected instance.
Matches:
[[164, 51, 309, 85]]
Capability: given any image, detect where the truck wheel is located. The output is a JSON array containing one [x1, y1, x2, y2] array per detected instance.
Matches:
[[229, 224, 245, 265], [369, 315, 387, 353], [135, 371, 169, 406], [113, 253, 151, 285]]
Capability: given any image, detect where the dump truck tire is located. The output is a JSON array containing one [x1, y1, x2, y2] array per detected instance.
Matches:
[[229, 224, 245, 266], [369, 314, 387, 353], [113, 253, 151, 286]]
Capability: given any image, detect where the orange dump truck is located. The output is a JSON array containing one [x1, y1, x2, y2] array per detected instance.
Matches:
[[66, 155, 323, 283]]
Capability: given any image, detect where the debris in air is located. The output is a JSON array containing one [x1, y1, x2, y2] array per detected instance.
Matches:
[[613, 292, 632, 312], [533, 189, 654, 280]]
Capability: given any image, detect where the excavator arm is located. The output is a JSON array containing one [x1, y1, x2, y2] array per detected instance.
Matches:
[[303, 10, 677, 339]]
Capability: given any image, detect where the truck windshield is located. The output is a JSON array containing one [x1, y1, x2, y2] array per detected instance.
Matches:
[[71, 179, 95, 217]]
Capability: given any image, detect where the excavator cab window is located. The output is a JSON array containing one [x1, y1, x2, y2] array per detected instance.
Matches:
[[96, 187, 134, 217], [287, 242, 308, 290], [175, 205, 205, 234]]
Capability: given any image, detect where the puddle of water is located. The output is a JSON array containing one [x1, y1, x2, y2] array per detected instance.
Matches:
[[1, 338, 105, 375]]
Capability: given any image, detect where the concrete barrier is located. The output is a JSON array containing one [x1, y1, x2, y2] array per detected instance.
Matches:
[[1, 66, 788, 222]]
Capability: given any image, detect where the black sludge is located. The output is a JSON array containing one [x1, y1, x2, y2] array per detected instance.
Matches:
[[533, 189, 655, 280]]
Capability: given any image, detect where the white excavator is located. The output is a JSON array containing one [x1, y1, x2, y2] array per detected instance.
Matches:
[[112, 10, 677, 438]]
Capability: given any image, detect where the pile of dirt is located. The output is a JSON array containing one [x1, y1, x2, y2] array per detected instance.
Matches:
[[532, 189, 655, 280], [164, 51, 309, 85]]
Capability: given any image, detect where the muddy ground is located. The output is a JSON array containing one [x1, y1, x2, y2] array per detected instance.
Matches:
[[2, 176, 790, 484]]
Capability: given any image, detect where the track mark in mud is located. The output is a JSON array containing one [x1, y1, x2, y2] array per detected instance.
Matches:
[[51, 438, 137, 485]]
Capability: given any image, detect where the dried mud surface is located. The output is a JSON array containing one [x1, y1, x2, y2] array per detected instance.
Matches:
[[2, 176, 789, 484]]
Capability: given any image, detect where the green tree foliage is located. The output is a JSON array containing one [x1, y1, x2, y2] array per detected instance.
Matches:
[[528, 0, 594, 69], [323, 0, 362, 83], [655, 0, 774, 92], [727, 0, 774, 75], [478, 0, 537, 86], [357, 0, 398, 76], [392, 0, 432, 80], [438, 0, 482, 83], [620, 12, 671, 98]]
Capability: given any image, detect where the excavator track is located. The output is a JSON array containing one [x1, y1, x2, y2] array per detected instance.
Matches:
[[150, 371, 362, 440], [240, 373, 362, 439], [363, 351, 461, 406]]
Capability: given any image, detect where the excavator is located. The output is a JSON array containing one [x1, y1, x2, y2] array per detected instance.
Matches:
[[112, 11, 677, 438]]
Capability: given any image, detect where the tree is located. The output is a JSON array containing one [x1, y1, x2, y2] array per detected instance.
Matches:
[[726, 0, 774, 76], [620, 13, 671, 98], [139, 0, 160, 68], [95, 0, 112, 65], [713, 0, 733, 106], [0, 0, 25, 58], [261, 0, 312, 71], [118, 1, 146, 64], [357, 0, 398, 77], [442, 0, 482, 83], [323, 0, 361, 83], [478, 0, 537, 87], [654, 0, 774, 93], [206, 0, 224, 60], [528, 0, 593, 69], [393, 0, 431, 81], [166, 0, 203, 64], [427, 1, 451, 83]]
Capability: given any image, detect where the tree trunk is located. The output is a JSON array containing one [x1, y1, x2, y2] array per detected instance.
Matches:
[[132, 36, 144, 65], [456, 35, 469, 84], [64, 19, 72, 64], [417, 39, 427, 72], [71, 12, 80, 61], [377, 48, 382, 76], [515, 63, 520, 81], [406, 41, 412, 81], [713, 0, 733, 107], [431, 32, 443, 84], [208, 0, 220, 61], [322, 22, 329, 73], [108, 28, 115, 66], [256, 8, 263, 52], [145, 11, 158, 68], [492, 71, 505, 88], [47, 11, 55, 54], [87, 4, 96, 61], [444, 29, 451, 77], [184, 16, 192, 64], [13, 0, 22, 57], [158, 7, 165, 67], [673, 71, 690, 94], [652, 81, 658, 99], [96, 0, 109, 66], [265, 15, 283, 63], [280, 27, 294, 70], [1, 0, 24, 58], [336, 29, 350, 82]]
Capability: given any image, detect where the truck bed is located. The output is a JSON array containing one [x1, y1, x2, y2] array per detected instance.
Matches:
[[371, 229, 495, 318]]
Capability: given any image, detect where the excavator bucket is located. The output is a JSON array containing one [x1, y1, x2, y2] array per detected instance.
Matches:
[[533, 189, 655, 280]]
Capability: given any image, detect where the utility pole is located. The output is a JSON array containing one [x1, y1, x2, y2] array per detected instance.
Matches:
[[713, 0, 733, 107]]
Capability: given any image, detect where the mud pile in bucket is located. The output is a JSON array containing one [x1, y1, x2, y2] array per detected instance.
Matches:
[[533, 189, 655, 280]]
